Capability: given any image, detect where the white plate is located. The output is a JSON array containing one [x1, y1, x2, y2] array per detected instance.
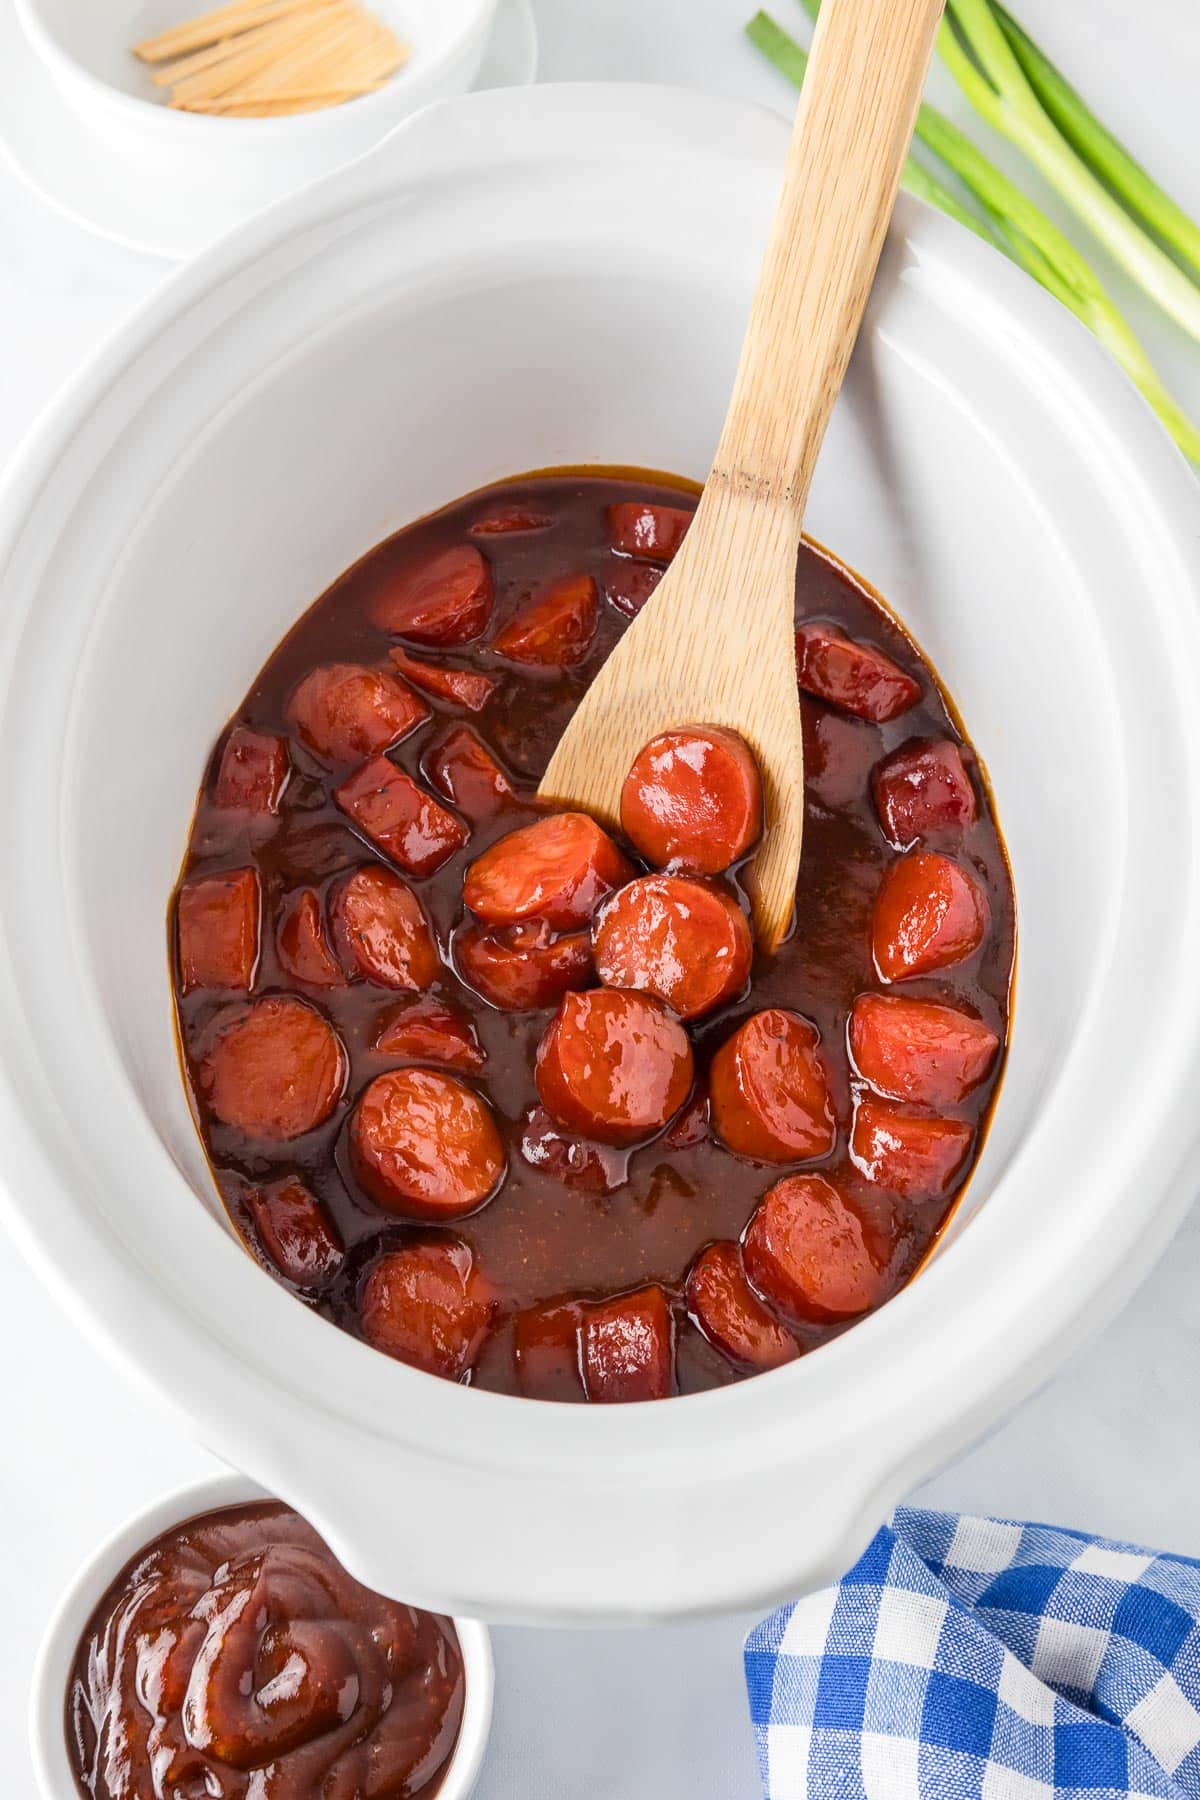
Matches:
[[0, 0, 537, 261]]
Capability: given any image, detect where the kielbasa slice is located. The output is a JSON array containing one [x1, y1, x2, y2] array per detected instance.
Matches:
[[178, 867, 260, 993], [664, 1085, 709, 1149], [872, 737, 977, 848], [619, 726, 762, 874], [535, 989, 693, 1146], [513, 1300, 586, 1401], [368, 544, 493, 645], [849, 993, 999, 1106], [464, 813, 631, 931], [286, 663, 428, 763], [214, 725, 289, 814], [330, 865, 438, 990], [336, 757, 469, 877], [582, 1286, 676, 1403], [686, 1241, 799, 1372], [743, 1174, 882, 1325], [492, 573, 598, 668], [350, 1068, 504, 1219], [709, 1008, 835, 1162], [389, 647, 498, 713], [359, 1239, 495, 1381], [424, 725, 516, 818], [275, 887, 343, 988], [604, 561, 662, 619], [795, 622, 921, 723], [456, 920, 592, 1011], [373, 997, 484, 1071], [518, 1106, 627, 1195], [245, 1177, 343, 1287], [850, 1099, 973, 1199], [468, 505, 552, 536], [872, 851, 989, 981], [592, 875, 752, 1021], [198, 997, 346, 1140], [607, 502, 693, 562]]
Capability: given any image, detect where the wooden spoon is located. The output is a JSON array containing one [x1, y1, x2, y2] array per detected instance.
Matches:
[[538, 0, 944, 949]]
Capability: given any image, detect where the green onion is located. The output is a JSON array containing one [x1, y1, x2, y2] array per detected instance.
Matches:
[[744, 4, 1200, 463], [991, 3, 1200, 286], [939, 0, 1200, 345]]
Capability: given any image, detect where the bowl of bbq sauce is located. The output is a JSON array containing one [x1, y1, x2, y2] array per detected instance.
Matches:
[[30, 1475, 493, 1800]]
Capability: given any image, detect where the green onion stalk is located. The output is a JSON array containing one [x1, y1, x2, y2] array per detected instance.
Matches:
[[744, 3, 1200, 463]]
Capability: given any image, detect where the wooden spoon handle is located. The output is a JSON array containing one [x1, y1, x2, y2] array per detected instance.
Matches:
[[710, 0, 944, 519]]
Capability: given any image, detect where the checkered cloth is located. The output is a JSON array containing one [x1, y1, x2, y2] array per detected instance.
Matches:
[[745, 1510, 1200, 1800]]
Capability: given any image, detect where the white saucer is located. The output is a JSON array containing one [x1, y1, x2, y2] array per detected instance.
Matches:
[[0, 0, 538, 261]]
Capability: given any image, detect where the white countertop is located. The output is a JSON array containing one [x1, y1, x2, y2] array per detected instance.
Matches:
[[3, 1, 1198, 1793]]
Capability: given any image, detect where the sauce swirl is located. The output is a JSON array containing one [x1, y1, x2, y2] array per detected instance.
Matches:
[[66, 1501, 464, 1800]]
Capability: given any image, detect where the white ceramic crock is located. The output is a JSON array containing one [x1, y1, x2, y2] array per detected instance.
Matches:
[[30, 1473, 494, 1800], [1, 84, 1199, 1626]]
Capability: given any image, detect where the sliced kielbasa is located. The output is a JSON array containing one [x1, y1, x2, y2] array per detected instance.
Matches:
[[214, 725, 289, 814], [535, 989, 693, 1146], [513, 1300, 586, 1401], [198, 997, 346, 1140], [686, 1241, 799, 1372], [368, 544, 493, 645], [275, 887, 343, 988], [592, 875, 752, 1021], [359, 1239, 495, 1380], [336, 756, 469, 877], [492, 574, 598, 668], [604, 561, 662, 619], [743, 1174, 883, 1324], [178, 867, 260, 993], [849, 1099, 973, 1199], [350, 1068, 504, 1219], [518, 1106, 628, 1194], [709, 1008, 835, 1162], [582, 1286, 675, 1402], [285, 663, 428, 763], [664, 1085, 709, 1149], [424, 725, 516, 818], [389, 647, 498, 713], [872, 851, 989, 981], [795, 621, 921, 722], [245, 1177, 343, 1287], [456, 920, 592, 1011], [330, 865, 438, 990], [607, 502, 692, 562], [463, 813, 631, 931], [849, 993, 999, 1106], [373, 997, 484, 1071], [806, 710, 875, 810], [872, 737, 977, 848], [468, 505, 552, 536], [619, 726, 762, 874]]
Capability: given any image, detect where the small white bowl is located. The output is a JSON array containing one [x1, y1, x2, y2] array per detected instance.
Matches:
[[29, 1473, 494, 1800], [13, 0, 500, 241]]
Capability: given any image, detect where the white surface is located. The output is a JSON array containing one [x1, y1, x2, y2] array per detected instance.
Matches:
[[5, 84, 1199, 1627], [0, 0, 1197, 1792]]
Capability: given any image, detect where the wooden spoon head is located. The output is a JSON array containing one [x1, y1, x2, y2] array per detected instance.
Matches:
[[538, 515, 804, 953]]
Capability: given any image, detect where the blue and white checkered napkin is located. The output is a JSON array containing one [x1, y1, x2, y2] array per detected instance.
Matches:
[[745, 1509, 1200, 1800]]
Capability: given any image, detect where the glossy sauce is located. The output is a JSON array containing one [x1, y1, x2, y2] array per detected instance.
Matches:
[[171, 471, 1015, 1398], [65, 1502, 463, 1800]]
